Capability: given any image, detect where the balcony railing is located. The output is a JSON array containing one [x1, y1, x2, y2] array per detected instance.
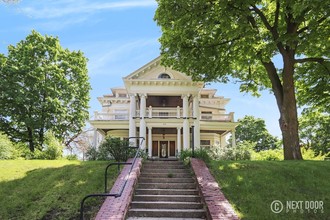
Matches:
[[93, 109, 234, 122], [93, 112, 129, 120]]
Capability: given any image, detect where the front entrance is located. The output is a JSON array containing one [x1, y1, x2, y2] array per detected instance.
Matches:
[[160, 141, 168, 158], [151, 141, 176, 158]]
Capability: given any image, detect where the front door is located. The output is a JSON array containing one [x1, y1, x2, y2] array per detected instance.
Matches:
[[169, 141, 175, 157], [160, 141, 168, 158], [152, 141, 158, 157]]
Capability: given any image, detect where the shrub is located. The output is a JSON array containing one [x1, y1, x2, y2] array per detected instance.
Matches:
[[301, 148, 324, 160], [210, 141, 254, 161], [40, 131, 63, 159], [66, 154, 78, 160], [251, 149, 284, 161], [86, 147, 99, 161], [0, 132, 15, 159], [97, 136, 135, 161], [179, 148, 211, 164]]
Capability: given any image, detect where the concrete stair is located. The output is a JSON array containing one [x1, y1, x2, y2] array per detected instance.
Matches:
[[126, 160, 206, 220]]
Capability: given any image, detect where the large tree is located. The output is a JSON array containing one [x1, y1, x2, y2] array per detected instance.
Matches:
[[155, 0, 330, 160], [236, 115, 280, 152], [0, 31, 91, 152]]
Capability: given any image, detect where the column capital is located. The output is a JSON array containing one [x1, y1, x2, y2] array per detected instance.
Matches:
[[129, 93, 137, 97], [181, 94, 190, 99], [147, 126, 153, 130], [139, 93, 147, 98], [177, 126, 182, 130]]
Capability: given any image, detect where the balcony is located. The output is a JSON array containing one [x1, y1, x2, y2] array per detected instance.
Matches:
[[93, 108, 234, 122]]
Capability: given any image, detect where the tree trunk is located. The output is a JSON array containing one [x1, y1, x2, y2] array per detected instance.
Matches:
[[279, 52, 303, 160], [27, 127, 35, 152], [263, 51, 303, 160]]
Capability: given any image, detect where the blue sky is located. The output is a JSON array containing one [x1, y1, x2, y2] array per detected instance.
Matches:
[[0, 0, 283, 137]]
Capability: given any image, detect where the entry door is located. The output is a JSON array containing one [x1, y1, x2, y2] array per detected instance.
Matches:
[[152, 141, 158, 157], [169, 141, 175, 157], [160, 141, 168, 158]]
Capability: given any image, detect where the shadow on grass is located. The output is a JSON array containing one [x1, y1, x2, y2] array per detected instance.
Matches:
[[0, 161, 117, 220], [208, 160, 330, 220]]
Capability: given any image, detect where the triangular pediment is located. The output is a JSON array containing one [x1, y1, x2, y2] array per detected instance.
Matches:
[[123, 56, 192, 81]]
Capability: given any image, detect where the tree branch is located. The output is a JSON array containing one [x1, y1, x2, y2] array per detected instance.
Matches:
[[297, 15, 328, 34], [274, 0, 280, 29]]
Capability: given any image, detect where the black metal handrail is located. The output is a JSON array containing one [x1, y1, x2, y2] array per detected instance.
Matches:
[[79, 137, 144, 220]]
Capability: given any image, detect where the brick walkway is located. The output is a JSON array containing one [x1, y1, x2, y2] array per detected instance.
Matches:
[[190, 158, 240, 220], [95, 158, 142, 220]]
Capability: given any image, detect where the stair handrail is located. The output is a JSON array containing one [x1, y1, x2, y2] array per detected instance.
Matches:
[[79, 136, 144, 220]]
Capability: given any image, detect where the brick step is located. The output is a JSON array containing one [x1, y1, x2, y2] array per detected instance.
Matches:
[[137, 183, 196, 189], [142, 168, 191, 174], [133, 195, 201, 202], [139, 177, 195, 183], [127, 208, 206, 218], [127, 217, 205, 220], [143, 164, 186, 169], [134, 189, 199, 195], [140, 173, 192, 178], [130, 201, 204, 209]]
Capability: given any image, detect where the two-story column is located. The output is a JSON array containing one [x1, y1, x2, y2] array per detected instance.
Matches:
[[148, 126, 152, 157], [182, 94, 190, 150], [177, 127, 182, 155], [193, 95, 200, 149], [139, 94, 147, 150], [231, 129, 236, 148], [129, 94, 136, 146]]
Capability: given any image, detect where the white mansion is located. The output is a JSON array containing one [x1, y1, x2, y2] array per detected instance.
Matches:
[[90, 57, 237, 158]]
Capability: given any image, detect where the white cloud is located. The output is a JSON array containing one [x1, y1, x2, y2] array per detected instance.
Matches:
[[18, 0, 157, 19]]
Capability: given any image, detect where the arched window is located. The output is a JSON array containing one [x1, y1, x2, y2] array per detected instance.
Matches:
[[158, 73, 171, 79]]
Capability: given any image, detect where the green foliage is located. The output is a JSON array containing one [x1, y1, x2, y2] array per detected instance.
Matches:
[[235, 116, 280, 151], [299, 110, 330, 155], [65, 154, 78, 160], [208, 160, 330, 219], [179, 148, 211, 163], [0, 133, 15, 159], [210, 141, 253, 161], [251, 149, 284, 161], [301, 148, 325, 161], [41, 131, 63, 159], [89, 136, 135, 161], [0, 30, 91, 152], [0, 160, 117, 219], [155, 0, 329, 160]]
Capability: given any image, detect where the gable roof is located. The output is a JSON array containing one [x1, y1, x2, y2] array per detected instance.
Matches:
[[123, 56, 192, 81]]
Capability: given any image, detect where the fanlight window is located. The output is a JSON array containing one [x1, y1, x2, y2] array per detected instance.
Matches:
[[158, 73, 171, 79]]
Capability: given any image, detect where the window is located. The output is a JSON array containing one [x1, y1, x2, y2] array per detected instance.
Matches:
[[200, 140, 211, 146], [118, 93, 127, 98], [201, 94, 209, 98], [201, 111, 212, 120], [114, 110, 128, 120], [158, 73, 171, 79]]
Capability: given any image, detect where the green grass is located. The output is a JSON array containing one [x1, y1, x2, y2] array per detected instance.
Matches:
[[0, 160, 118, 220], [208, 160, 330, 220]]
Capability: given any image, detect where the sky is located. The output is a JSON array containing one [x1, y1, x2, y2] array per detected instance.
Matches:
[[0, 0, 283, 137]]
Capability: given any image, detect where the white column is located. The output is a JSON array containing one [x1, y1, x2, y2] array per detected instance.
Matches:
[[148, 127, 152, 157], [177, 106, 180, 118], [182, 95, 189, 118], [220, 135, 227, 148], [193, 95, 200, 149], [231, 129, 236, 147], [148, 106, 152, 118], [177, 127, 181, 155], [129, 94, 136, 146], [182, 94, 190, 150], [93, 128, 98, 148], [139, 94, 147, 150]]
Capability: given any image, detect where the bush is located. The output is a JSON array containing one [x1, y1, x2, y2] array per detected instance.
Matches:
[[301, 148, 324, 160], [210, 141, 254, 161], [66, 154, 78, 160], [40, 131, 63, 159], [179, 148, 211, 164], [251, 149, 284, 161], [0, 133, 15, 159], [91, 136, 135, 161]]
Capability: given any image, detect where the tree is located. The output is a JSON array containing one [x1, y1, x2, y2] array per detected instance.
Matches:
[[155, 0, 330, 160], [235, 115, 280, 151], [0, 132, 15, 159], [0, 30, 91, 152], [299, 110, 330, 155]]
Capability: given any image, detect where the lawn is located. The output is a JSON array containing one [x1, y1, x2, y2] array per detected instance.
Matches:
[[208, 160, 330, 220], [0, 160, 118, 220]]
